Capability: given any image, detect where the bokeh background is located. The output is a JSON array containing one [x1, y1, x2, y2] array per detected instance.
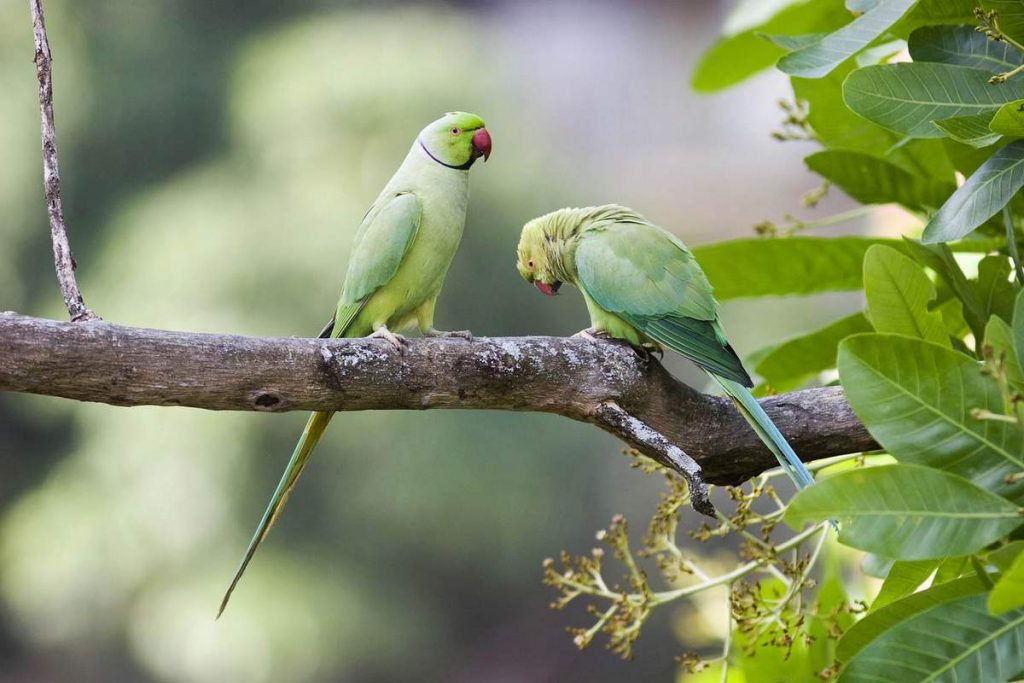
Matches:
[[0, 1, 870, 681]]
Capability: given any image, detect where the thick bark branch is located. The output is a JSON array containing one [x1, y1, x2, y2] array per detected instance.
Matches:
[[30, 0, 95, 322], [0, 312, 877, 486]]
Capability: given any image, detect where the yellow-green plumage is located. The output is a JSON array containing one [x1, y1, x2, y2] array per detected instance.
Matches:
[[516, 205, 816, 494], [219, 112, 490, 616]]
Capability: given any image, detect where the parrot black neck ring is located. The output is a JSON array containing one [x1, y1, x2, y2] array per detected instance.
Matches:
[[418, 138, 475, 171]]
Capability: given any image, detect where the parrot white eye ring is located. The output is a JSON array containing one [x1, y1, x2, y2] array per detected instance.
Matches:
[[450, 127, 460, 135], [527, 260, 534, 269]]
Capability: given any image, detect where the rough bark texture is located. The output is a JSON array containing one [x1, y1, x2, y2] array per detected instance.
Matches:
[[0, 312, 877, 486], [30, 0, 95, 322]]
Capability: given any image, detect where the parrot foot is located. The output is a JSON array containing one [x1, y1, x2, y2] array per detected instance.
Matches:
[[423, 328, 474, 341], [572, 327, 609, 342], [369, 326, 408, 352]]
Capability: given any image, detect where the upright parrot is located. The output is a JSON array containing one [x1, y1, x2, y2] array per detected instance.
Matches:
[[219, 112, 492, 616], [515, 205, 815, 492]]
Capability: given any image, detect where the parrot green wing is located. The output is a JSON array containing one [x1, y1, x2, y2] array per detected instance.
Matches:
[[574, 220, 752, 386], [327, 191, 422, 338]]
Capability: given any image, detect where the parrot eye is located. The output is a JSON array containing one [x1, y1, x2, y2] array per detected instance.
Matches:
[[450, 127, 460, 136], [527, 260, 534, 269]]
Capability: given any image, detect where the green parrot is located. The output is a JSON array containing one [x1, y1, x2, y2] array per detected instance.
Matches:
[[219, 112, 492, 616], [515, 205, 815, 492]]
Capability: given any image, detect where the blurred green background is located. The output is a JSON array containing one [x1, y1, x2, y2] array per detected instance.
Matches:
[[0, 1, 866, 680]]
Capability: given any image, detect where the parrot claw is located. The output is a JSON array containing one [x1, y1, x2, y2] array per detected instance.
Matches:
[[369, 326, 408, 353], [423, 328, 474, 341]]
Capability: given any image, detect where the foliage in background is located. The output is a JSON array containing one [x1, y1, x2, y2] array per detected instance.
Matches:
[[550, 1, 1024, 680]]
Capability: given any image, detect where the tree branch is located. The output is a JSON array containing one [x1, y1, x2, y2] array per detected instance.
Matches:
[[0, 312, 877, 489], [30, 0, 95, 322]]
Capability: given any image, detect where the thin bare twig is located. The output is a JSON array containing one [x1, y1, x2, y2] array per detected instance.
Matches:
[[30, 0, 96, 322]]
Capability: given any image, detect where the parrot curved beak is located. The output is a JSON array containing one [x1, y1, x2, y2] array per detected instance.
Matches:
[[534, 280, 561, 296], [471, 128, 492, 161]]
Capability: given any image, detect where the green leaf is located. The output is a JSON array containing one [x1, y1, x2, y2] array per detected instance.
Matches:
[[848, 0, 882, 11], [838, 333, 1024, 498], [864, 245, 951, 345], [989, 540, 1024, 571], [840, 593, 1024, 681], [805, 150, 954, 210], [991, 99, 1024, 138], [785, 464, 1022, 559], [760, 32, 828, 51], [980, 0, 1024, 47], [933, 111, 1002, 148], [908, 24, 1024, 72], [902, 239, 989, 341], [892, 0, 977, 35], [691, 0, 850, 92], [989, 548, 1024, 614], [754, 312, 873, 392], [923, 140, 1024, 243], [975, 255, 1017, 323], [778, 0, 919, 78], [794, 63, 957, 178], [985, 315, 1024, 392], [839, 574, 990, 662], [692, 237, 899, 300], [843, 63, 1024, 138], [870, 559, 938, 611]]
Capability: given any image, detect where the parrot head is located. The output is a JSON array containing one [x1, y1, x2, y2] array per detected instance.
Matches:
[[516, 217, 563, 296], [418, 111, 491, 170]]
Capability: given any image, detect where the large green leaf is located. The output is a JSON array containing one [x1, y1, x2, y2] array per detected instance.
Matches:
[[933, 111, 1002, 148], [754, 311, 872, 392], [843, 63, 1024, 138], [838, 333, 1024, 498], [990, 99, 1024, 137], [778, 0, 919, 78], [922, 140, 1024, 243], [989, 547, 1024, 614], [870, 559, 938, 611], [691, 0, 850, 92], [840, 594, 1024, 682], [805, 150, 954, 209], [785, 464, 1022, 559], [908, 24, 1023, 72], [692, 237, 898, 300], [864, 244, 952, 345], [794, 63, 957, 178], [838, 574, 990, 662]]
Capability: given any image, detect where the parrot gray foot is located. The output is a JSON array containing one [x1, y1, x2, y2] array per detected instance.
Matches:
[[572, 327, 610, 342], [423, 328, 474, 341], [369, 326, 408, 352]]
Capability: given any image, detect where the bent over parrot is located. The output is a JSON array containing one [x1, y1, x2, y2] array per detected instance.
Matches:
[[515, 205, 814, 492], [219, 112, 492, 615]]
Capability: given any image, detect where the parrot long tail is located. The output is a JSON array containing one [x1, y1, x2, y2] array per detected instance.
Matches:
[[713, 376, 815, 490], [217, 410, 334, 617]]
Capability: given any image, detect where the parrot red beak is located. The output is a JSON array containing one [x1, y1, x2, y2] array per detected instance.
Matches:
[[471, 128, 492, 161], [534, 280, 561, 296]]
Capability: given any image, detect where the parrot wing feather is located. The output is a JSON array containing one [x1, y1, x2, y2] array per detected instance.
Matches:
[[331, 191, 422, 337], [574, 220, 752, 386]]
